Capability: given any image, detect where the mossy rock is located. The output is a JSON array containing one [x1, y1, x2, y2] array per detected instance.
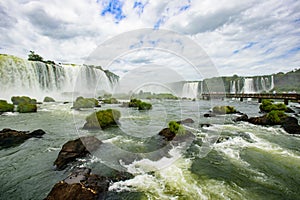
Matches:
[[17, 103, 37, 113], [73, 97, 99, 109], [102, 98, 119, 104], [266, 110, 287, 124], [168, 121, 185, 135], [212, 106, 237, 114], [83, 109, 121, 129], [128, 99, 152, 110], [43, 96, 55, 102], [11, 96, 37, 105], [0, 100, 14, 112], [259, 99, 287, 113]]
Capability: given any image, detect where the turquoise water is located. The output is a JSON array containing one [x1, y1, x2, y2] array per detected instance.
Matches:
[[0, 100, 299, 199]]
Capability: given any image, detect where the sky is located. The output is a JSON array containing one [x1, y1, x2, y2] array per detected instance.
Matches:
[[0, 0, 300, 80]]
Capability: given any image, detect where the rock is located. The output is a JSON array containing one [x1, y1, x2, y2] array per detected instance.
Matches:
[[248, 110, 287, 126], [212, 106, 238, 114], [83, 109, 121, 129], [17, 103, 37, 113], [43, 96, 55, 102], [54, 136, 102, 170], [282, 117, 300, 134], [216, 136, 230, 143], [45, 168, 109, 200], [234, 114, 248, 122], [200, 123, 211, 127], [204, 113, 216, 117], [128, 99, 152, 110], [0, 128, 45, 148], [73, 97, 99, 110], [158, 128, 175, 141], [0, 100, 14, 113], [11, 96, 37, 105], [102, 98, 119, 104], [285, 107, 295, 113], [177, 118, 194, 124]]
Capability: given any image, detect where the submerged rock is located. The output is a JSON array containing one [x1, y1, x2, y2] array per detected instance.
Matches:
[[54, 136, 102, 170], [177, 118, 195, 124], [158, 128, 175, 141], [0, 128, 46, 148], [45, 168, 109, 200], [203, 113, 216, 118]]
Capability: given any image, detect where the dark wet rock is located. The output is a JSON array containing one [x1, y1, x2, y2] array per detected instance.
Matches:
[[177, 118, 194, 124], [204, 113, 216, 117], [54, 137, 102, 170], [45, 167, 109, 200], [0, 128, 45, 148], [234, 114, 249, 122], [248, 115, 269, 125], [63, 102, 69, 104], [282, 117, 300, 134], [285, 107, 295, 113], [200, 123, 211, 128], [216, 136, 230, 143], [158, 128, 175, 141]]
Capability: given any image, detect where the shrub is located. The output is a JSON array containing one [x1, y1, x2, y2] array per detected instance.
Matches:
[[266, 110, 287, 124], [83, 109, 121, 129], [168, 121, 185, 135], [0, 100, 14, 112], [11, 96, 37, 105], [260, 99, 287, 112], [17, 103, 37, 113]]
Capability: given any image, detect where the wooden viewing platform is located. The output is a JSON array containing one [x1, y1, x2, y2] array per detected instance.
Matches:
[[201, 93, 300, 105]]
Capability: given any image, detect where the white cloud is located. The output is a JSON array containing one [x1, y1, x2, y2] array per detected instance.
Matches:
[[0, 0, 299, 79]]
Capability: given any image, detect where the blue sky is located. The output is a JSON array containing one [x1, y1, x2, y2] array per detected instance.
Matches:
[[0, 0, 299, 80]]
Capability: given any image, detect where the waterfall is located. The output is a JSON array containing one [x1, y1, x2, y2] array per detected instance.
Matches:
[[269, 75, 274, 91], [230, 80, 236, 94], [0, 54, 118, 101], [242, 78, 255, 93], [181, 82, 199, 98]]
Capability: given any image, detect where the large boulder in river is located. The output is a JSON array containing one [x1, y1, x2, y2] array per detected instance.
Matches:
[[17, 103, 37, 113], [45, 168, 109, 200], [11, 96, 37, 105], [0, 100, 14, 113], [212, 106, 238, 114], [282, 117, 300, 134], [43, 96, 55, 102], [83, 109, 120, 129], [54, 136, 102, 170], [72, 96, 99, 110], [159, 120, 191, 141], [248, 110, 287, 126], [0, 128, 46, 148]]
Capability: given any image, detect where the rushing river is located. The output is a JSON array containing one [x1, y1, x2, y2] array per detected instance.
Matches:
[[0, 99, 299, 200]]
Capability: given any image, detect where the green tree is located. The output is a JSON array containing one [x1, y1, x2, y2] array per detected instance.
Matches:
[[28, 51, 43, 62]]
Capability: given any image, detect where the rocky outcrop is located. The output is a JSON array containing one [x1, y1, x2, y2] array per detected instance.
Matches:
[[158, 128, 175, 141], [234, 114, 249, 122], [282, 117, 300, 134], [203, 113, 216, 118], [54, 136, 102, 170], [0, 128, 46, 148], [83, 109, 121, 129], [45, 168, 109, 200], [43, 96, 55, 102]]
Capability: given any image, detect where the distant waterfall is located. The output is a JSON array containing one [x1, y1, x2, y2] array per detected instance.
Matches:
[[0, 55, 118, 101], [230, 80, 236, 94], [242, 78, 255, 93], [181, 82, 199, 98]]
